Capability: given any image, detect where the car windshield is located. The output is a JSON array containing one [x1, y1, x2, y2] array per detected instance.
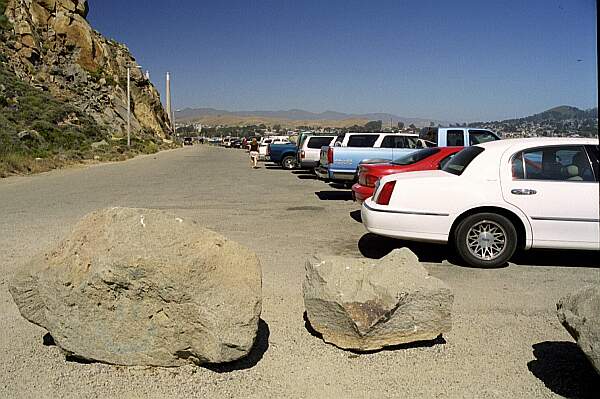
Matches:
[[442, 147, 485, 175], [391, 148, 440, 165]]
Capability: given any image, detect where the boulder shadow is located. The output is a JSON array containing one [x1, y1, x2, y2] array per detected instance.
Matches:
[[358, 233, 450, 264], [43, 332, 56, 346], [65, 354, 95, 364], [315, 191, 353, 201], [203, 319, 270, 373], [527, 341, 599, 399], [45, 332, 93, 364], [303, 312, 446, 354]]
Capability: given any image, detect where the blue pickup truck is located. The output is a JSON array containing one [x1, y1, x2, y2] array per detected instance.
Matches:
[[315, 128, 500, 183], [267, 143, 298, 169]]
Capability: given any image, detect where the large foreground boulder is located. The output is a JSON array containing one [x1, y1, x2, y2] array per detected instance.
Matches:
[[557, 286, 600, 373], [303, 249, 453, 351], [9, 207, 262, 366]]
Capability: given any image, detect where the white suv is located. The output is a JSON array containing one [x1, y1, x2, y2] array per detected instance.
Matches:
[[298, 135, 337, 169]]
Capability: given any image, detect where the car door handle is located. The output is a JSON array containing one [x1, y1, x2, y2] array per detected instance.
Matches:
[[511, 189, 537, 195]]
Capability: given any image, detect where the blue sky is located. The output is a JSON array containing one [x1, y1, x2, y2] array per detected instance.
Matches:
[[88, 0, 597, 121]]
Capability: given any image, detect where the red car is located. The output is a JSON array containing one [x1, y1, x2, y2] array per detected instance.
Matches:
[[352, 147, 464, 203]]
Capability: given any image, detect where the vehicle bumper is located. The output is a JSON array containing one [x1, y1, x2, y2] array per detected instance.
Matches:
[[352, 183, 374, 204], [300, 160, 319, 169], [361, 199, 450, 243], [315, 166, 330, 180]]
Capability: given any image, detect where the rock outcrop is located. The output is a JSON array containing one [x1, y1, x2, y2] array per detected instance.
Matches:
[[1, 0, 171, 139], [9, 207, 263, 366], [303, 249, 453, 351], [557, 286, 600, 373]]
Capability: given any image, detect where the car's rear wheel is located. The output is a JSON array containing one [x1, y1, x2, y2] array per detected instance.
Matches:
[[282, 156, 297, 170], [454, 213, 517, 268]]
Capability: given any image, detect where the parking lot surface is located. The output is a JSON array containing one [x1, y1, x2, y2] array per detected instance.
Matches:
[[1, 145, 598, 398]]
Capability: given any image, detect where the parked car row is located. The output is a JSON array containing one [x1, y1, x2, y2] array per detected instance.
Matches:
[[255, 129, 600, 268]]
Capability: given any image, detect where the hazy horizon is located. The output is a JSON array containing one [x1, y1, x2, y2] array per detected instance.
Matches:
[[88, 0, 598, 122]]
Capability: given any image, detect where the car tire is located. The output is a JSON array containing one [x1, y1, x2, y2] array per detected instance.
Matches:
[[282, 156, 296, 170], [454, 213, 517, 268]]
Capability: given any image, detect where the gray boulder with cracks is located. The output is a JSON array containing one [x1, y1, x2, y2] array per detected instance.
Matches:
[[9, 207, 262, 366], [303, 248, 453, 351]]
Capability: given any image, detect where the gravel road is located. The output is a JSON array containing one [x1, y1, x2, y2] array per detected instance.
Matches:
[[1, 145, 598, 398]]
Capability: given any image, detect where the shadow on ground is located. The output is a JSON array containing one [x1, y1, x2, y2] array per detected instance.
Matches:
[[203, 319, 270, 373], [528, 341, 599, 399], [512, 249, 599, 268], [350, 210, 362, 223], [315, 191, 353, 201], [358, 233, 600, 269], [303, 312, 446, 354], [297, 174, 318, 180], [358, 233, 450, 263]]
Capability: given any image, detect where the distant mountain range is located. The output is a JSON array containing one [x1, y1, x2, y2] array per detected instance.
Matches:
[[175, 107, 450, 127], [175, 105, 598, 128]]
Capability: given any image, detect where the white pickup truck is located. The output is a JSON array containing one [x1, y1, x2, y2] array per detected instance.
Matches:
[[259, 136, 290, 160]]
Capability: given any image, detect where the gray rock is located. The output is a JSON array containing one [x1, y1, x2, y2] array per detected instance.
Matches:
[[90, 139, 108, 149], [303, 248, 453, 351], [17, 129, 44, 142], [9, 207, 262, 366], [557, 286, 600, 373]]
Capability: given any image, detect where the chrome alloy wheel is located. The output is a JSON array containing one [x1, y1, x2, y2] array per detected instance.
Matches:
[[465, 220, 507, 261]]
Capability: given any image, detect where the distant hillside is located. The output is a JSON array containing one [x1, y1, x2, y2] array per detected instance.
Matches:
[[512, 106, 598, 123], [470, 105, 598, 138], [176, 107, 449, 127]]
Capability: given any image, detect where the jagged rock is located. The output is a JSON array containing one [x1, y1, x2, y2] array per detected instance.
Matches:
[[9, 208, 263, 366], [1, 0, 172, 139], [303, 249, 453, 351], [557, 286, 600, 373]]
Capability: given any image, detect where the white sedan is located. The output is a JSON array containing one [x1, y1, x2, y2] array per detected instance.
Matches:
[[361, 138, 599, 267]]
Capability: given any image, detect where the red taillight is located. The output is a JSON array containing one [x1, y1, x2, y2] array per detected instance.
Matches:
[[301, 150, 305, 159], [267, 145, 270, 155], [365, 174, 379, 188], [376, 181, 396, 205], [327, 147, 333, 164]]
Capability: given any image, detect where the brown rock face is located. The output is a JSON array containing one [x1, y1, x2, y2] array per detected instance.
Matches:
[[1, 0, 171, 139], [9, 208, 263, 366], [303, 249, 453, 351]]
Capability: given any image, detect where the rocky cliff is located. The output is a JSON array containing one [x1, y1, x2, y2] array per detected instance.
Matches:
[[1, 0, 172, 139]]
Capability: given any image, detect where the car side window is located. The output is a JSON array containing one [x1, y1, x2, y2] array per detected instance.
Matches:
[[585, 145, 599, 181], [381, 136, 419, 149], [347, 135, 379, 147], [307, 137, 334, 149], [469, 130, 498, 145], [447, 130, 465, 146], [380, 136, 395, 148], [512, 145, 594, 181]]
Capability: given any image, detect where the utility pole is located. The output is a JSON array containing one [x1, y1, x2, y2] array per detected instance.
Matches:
[[166, 72, 174, 133], [127, 67, 131, 147]]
